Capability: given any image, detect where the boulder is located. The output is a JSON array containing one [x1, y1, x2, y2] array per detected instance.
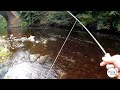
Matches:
[[38, 55, 51, 64], [30, 54, 40, 62], [55, 69, 67, 79]]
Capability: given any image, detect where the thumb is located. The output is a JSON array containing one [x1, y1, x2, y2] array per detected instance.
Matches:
[[102, 56, 113, 62], [102, 53, 113, 63]]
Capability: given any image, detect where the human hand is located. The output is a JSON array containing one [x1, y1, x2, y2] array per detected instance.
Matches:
[[100, 53, 120, 79]]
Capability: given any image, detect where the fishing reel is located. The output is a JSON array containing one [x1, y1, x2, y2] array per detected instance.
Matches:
[[107, 67, 118, 78]]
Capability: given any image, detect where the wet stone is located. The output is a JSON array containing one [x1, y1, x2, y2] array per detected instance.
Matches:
[[55, 69, 68, 79], [38, 55, 51, 64], [15, 43, 24, 48], [30, 54, 40, 62]]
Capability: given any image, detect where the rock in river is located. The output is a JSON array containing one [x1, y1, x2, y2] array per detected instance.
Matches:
[[55, 69, 67, 79], [38, 55, 52, 64], [30, 54, 40, 62]]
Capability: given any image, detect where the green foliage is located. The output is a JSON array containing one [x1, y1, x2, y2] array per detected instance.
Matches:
[[45, 11, 71, 26], [76, 13, 93, 26], [0, 16, 7, 35], [0, 37, 12, 63], [114, 22, 120, 31], [19, 11, 46, 25], [19, 11, 72, 27], [18, 21, 28, 28], [0, 45, 11, 63], [0, 28, 8, 36], [0, 16, 7, 28], [75, 11, 120, 31], [18, 11, 120, 32]]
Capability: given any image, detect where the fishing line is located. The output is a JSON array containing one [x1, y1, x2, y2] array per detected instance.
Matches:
[[45, 20, 77, 78]]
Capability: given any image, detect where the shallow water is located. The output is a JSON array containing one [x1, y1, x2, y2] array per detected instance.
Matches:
[[0, 27, 120, 79]]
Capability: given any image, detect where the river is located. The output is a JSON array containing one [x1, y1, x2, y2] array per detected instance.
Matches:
[[0, 26, 120, 79]]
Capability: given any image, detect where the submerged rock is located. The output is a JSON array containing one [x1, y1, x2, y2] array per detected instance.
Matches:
[[49, 37, 57, 41], [55, 69, 67, 79]]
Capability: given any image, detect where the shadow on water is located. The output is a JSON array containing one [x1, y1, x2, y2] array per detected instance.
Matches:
[[1, 26, 120, 79]]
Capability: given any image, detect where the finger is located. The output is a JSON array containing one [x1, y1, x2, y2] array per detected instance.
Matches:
[[116, 72, 120, 79], [100, 61, 107, 66], [100, 53, 111, 66], [106, 64, 114, 69], [102, 56, 113, 63]]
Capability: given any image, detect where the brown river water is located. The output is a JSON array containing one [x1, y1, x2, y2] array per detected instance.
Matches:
[[1, 26, 120, 79]]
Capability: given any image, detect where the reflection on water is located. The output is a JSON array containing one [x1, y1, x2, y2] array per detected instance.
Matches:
[[0, 27, 120, 79]]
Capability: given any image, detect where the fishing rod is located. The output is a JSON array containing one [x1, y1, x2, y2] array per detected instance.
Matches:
[[67, 11, 118, 78]]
